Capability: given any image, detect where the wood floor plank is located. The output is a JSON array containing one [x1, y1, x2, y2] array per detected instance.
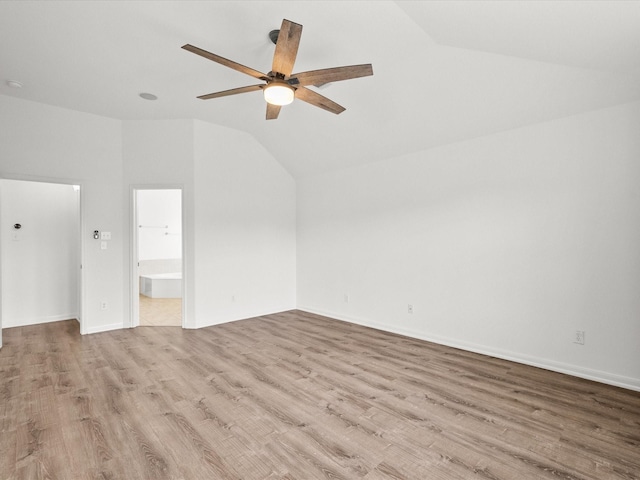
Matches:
[[0, 428, 17, 480], [1, 312, 639, 479]]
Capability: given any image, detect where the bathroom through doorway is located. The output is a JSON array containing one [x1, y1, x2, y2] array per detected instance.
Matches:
[[132, 188, 183, 327]]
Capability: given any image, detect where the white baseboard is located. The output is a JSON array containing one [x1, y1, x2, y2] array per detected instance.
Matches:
[[196, 306, 295, 329], [3, 313, 78, 329], [298, 306, 640, 392], [85, 322, 124, 335]]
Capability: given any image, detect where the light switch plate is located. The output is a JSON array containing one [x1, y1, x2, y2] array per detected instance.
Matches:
[[101, 231, 112, 240]]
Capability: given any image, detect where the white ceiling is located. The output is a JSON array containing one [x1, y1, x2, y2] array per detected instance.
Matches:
[[1, 1, 639, 178]]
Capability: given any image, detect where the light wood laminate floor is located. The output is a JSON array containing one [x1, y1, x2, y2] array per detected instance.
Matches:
[[1, 310, 639, 479]]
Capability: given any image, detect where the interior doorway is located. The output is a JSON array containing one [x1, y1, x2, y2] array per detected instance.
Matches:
[[0, 179, 82, 345], [132, 188, 183, 327]]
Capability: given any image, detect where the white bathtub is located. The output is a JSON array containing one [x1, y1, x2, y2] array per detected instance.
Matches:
[[140, 272, 182, 298]]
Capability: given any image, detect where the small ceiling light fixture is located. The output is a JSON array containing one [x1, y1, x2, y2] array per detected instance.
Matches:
[[263, 81, 294, 106], [6, 80, 23, 89], [139, 92, 158, 100]]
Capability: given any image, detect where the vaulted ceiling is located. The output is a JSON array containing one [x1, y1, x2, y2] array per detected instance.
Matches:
[[1, 1, 639, 178]]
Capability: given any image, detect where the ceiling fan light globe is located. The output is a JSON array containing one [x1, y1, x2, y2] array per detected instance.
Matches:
[[264, 83, 294, 106]]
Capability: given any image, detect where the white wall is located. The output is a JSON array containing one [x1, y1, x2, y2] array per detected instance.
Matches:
[[297, 101, 640, 390], [122, 119, 195, 327], [137, 189, 182, 261], [1, 102, 296, 334], [0, 95, 123, 334], [123, 119, 297, 329], [193, 120, 296, 327], [0, 180, 79, 327]]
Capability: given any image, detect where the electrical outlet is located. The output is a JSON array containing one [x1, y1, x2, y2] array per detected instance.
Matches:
[[344, 294, 349, 303], [100, 301, 108, 311], [574, 330, 585, 345], [408, 304, 413, 314]]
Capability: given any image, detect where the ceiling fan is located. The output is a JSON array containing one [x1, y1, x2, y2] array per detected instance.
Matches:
[[182, 19, 373, 120]]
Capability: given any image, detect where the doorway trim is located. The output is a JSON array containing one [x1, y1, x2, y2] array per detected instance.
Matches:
[[0, 174, 85, 339], [130, 185, 186, 328]]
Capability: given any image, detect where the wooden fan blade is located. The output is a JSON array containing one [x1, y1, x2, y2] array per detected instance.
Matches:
[[291, 64, 373, 86], [295, 87, 346, 115], [197, 85, 264, 100], [266, 103, 282, 120], [272, 19, 303, 76], [182, 44, 267, 80]]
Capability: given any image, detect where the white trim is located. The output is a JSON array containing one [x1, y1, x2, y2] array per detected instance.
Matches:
[[2, 313, 79, 329], [298, 305, 640, 393], [78, 182, 86, 335], [85, 322, 125, 335], [196, 307, 294, 329], [129, 186, 140, 328]]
